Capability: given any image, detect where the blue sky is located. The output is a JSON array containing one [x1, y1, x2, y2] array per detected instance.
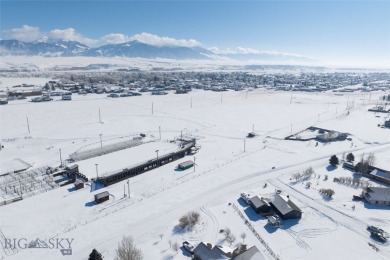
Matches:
[[1, 1, 389, 67]]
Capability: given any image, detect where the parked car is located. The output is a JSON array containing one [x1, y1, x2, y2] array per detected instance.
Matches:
[[182, 241, 195, 253], [367, 225, 384, 234], [352, 195, 362, 201], [107, 93, 119, 98], [371, 232, 387, 243], [31, 96, 43, 102], [41, 95, 53, 101], [240, 193, 251, 204], [275, 189, 282, 194]]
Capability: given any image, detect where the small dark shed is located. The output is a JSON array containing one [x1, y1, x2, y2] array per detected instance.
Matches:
[[249, 196, 272, 214], [94, 191, 110, 204], [74, 179, 84, 189], [66, 164, 79, 174]]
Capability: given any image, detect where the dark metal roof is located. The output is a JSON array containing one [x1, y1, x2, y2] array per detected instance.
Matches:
[[233, 246, 266, 260], [250, 196, 269, 209], [271, 194, 301, 215]]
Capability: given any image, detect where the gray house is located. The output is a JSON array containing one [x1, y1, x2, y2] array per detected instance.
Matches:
[[270, 194, 302, 220], [362, 187, 390, 205], [193, 243, 266, 260], [249, 196, 271, 214]]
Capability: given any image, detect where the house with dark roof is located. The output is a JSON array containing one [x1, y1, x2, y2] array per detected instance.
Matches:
[[249, 196, 271, 214], [193, 243, 266, 260], [362, 187, 390, 205], [193, 242, 230, 260], [269, 194, 302, 220]]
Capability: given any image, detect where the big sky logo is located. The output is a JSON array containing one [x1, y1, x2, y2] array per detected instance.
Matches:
[[4, 237, 74, 256]]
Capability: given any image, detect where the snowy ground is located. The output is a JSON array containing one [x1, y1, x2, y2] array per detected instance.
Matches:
[[0, 81, 390, 260]]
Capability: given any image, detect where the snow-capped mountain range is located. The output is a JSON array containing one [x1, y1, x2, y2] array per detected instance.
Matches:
[[0, 39, 314, 63]]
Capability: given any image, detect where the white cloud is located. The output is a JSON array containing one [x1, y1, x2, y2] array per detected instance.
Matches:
[[3, 25, 98, 45], [98, 32, 201, 47], [100, 33, 131, 44], [48, 28, 98, 45], [129, 33, 200, 47], [4, 26, 201, 48], [4, 25, 42, 42]]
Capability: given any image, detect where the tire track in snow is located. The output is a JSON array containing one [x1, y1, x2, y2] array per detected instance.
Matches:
[[200, 206, 219, 243]]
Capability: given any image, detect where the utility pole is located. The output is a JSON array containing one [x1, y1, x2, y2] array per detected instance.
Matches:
[[243, 140, 246, 152], [155, 150, 159, 160], [127, 179, 130, 198], [59, 148, 63, 167], [124, 184, 126, 197], [26, 115, 31, 135], [95, 164, 99, 179], [252, 124, 254, 132], [221, 93, 223, 103], [19, 179, 22, 199], [152, 102, 154, 115], [99, 134, 103, 148], [99, 108, 102, 123], [290, 93, 293, 104], [291, 123, 293, 133], [190, 97, 193, 108], [193, 156, 196, 172], [159, 126, 161, 140]]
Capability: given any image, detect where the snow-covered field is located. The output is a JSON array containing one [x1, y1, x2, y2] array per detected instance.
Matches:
[[1, 81, 389, 260]]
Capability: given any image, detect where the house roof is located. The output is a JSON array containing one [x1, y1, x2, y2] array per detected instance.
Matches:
[[370, 169, 390, 181], [94, 191, 109, 200], [67, 164, 78, 170], [178, 160, 194, 167], [364, 187, 390, 202], [194, 242, 230, 260], [271, 194, 302, 215], [74, 179, 84, 185], [233, 246, 266, 260], [250, 196, 270, 209]]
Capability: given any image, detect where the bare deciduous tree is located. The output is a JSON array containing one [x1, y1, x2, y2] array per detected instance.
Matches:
[[115, 235, 143, 260], [223, 228, 236, 246], [179, 211, 201, 230], [168, 240, 172, 248], [159, 234, 163, 241], [240, 232, 246, 243]]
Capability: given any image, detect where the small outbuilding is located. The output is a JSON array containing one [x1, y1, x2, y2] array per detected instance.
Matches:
[[74, 179, 84, 189], [94, 191, 110, 204], [249, 196, 272, 214], [178, 160, 194, 170]]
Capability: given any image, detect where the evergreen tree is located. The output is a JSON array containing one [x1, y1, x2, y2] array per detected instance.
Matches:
[[329, 155, 339, 166], [89, 248, 103, 260], [346, 153, 355, 162]]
